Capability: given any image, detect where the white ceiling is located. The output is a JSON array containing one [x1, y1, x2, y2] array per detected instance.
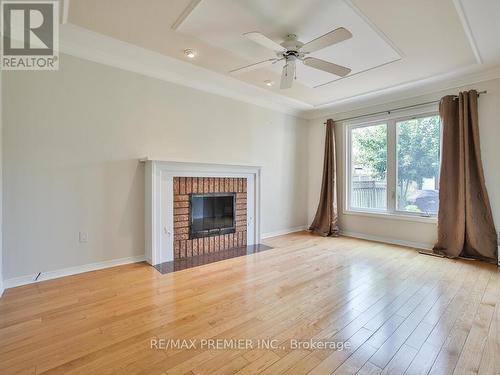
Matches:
[[455, 0, 500, 64], [63, 0, 500, 116], [178, 0, 401, 88]]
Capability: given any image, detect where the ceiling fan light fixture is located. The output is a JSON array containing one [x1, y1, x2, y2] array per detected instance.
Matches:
[[184, 49, 197, 58], [235, 28, 353, 89]]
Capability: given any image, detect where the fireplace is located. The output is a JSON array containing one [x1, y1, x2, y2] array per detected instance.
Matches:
[[143, 159, 261, 265], [172, 176, 249, 259], [189, 193, 236, 239]]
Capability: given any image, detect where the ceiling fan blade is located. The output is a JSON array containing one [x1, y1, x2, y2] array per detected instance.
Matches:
[[243, 32, 285, 52], [280, 60, 295, 89], [303, 57, 351, 77], [229, 59, 278, 74], [300, 27, 352, 53]]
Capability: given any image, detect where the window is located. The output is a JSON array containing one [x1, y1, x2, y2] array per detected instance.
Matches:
[[396, 116, 441, 215], [346, 112, 441, 218], [350, 123, 387, 210]]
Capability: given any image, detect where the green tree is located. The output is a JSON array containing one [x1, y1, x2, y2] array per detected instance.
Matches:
[[397, 116, 440, 205], [352, 116, 440, 208], [352, 124, 387, 180]]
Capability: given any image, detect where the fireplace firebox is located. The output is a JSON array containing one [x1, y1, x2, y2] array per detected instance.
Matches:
[[189, 193, 236, 239]]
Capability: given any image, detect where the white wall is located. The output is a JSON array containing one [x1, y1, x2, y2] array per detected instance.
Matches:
[[3, 53, 498, 284], [2, 54, 309, 280], [307, 78, 500, 249]]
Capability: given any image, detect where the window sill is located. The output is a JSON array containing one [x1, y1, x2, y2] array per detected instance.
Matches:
[[343, 209, 438, 224]]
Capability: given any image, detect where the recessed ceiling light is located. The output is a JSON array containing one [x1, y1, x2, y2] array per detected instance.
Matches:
[[184, 49, 197, 58], [264, 80, 274, 87]]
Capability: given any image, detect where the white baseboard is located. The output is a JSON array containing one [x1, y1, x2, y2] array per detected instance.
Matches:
[[340, 230, 433, 251], [0, 230, 434, 292], [261, 226, 308, 239], [3, 255, 146, 290]]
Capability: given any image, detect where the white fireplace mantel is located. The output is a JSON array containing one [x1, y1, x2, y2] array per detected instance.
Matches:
[[141, 158, 262, 265]]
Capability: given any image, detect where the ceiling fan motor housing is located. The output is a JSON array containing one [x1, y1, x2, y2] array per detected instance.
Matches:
[[234, 28, 353, 88], [280, 34, 304, 52]]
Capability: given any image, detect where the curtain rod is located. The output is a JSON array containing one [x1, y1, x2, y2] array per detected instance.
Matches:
[[325, 90, 487, 124]]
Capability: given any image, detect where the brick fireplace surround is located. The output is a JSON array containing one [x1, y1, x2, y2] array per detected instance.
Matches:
[[173, 177, 247, 259]]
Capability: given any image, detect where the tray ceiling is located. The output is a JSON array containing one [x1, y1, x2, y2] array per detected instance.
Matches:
[[178, 0, 401, 88], [64, 0, 499, 114]]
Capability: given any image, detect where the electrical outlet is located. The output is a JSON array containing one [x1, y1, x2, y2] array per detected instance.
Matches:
[[79, 231, 88, 243]]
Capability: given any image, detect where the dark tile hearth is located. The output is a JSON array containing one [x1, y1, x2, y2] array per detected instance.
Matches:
[[153, 244, 273, 274]]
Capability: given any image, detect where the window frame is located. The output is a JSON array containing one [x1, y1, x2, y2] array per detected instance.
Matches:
[[344, 106, 440, 223]]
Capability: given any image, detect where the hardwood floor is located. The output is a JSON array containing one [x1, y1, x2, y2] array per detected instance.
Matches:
[[0, 232, 499, 374]]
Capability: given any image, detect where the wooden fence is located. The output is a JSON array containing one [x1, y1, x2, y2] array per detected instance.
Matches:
[[351, 181, 386, 209]]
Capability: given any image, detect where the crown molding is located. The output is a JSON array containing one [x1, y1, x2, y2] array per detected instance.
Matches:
[[59, 23, 313, 119], [58, 23, 500, 122], [304, 64, 500, 120]]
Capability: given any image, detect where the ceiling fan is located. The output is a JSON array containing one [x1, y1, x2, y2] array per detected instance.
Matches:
[[230, 27, 353, 89]]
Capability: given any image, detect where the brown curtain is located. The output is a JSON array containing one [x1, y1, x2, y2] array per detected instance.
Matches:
[[433, 90, 497, 261], [309, 119, 339, 237]]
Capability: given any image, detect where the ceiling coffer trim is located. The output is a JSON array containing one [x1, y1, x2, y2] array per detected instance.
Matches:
[[343, 0, 405, 58], [61, 0, 500, 118], [171, 0, 203, 31], [452, 0, 483, 64], [313, 58, 402, 89], [176, 0, 403, 90]]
